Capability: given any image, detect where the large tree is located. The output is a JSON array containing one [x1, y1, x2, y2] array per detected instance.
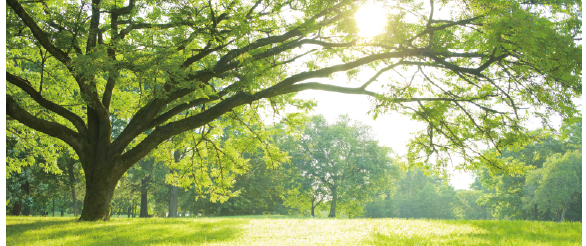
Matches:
[[6, 0, 581, 220]]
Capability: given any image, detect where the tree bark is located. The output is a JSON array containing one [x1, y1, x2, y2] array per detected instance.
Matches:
[[52, 199, 55, 216], [311, 199, 315, 217], [12, 201, 22, 216], [168, 150, 182, 218], [128, 206, 132, 218], [67, 160, 77, 216], [560, 202, 569, 222], [78, 171, 119, 221], [140, 177, 150, 217], [168, 185, 178, 217], [328, 186, 337, 218], [22, 181, 30, 216]]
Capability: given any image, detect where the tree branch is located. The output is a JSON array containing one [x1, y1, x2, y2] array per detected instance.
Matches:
[[86, 0, 102, 53], [7, 72, 88, 137], [6, 0, 70, 63], [110, 0, 135, 16], [7, 94, 85, 158], [409, 16, 482, 43]]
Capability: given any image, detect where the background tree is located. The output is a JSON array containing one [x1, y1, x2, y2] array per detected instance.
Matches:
[[122, 156, 166, 218], [6, 0, 581, 220], [474, 123, 582, 221], [453, 190, 491, 220], [289, 115, 397, 217], [363, 166, 458, 220], [181, 155, 289, 216], [6, 132, 74, 216], [532, 150, 581, 222], [58, 153, 83, 216]]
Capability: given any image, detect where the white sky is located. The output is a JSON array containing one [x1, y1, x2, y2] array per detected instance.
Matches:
[[295, 90, 477, 190], [291, 0, 580, 190], [291, 1, 477, 190]]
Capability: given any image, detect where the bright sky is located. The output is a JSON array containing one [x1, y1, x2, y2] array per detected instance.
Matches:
[[293, 0, 578, 190], [295, 90, 477, 190], [293, 1, 477, 190]]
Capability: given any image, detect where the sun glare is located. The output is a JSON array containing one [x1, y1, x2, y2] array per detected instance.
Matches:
[[355, 2, 387, 37]]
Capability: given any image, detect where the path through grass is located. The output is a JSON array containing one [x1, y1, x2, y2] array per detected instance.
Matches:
[[6, 215, 581, 245]]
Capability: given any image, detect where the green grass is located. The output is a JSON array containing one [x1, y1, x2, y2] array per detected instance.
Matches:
[[6, 215, 581, 245]]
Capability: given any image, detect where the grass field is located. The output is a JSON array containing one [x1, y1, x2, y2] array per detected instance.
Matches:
[[6, 215, 581, 245]]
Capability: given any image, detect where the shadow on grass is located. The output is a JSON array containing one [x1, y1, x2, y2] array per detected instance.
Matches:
[[7, 216, 78, 237], [365, 219, 582, 246], [7, 216, 246, 246]]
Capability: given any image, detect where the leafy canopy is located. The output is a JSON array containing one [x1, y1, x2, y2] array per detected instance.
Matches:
[[6, 0, 581, 202]]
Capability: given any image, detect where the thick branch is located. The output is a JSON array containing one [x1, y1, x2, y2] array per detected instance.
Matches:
[[114, 93, 253, 173], [7, 72, 88, 137], [283, 82, 496, 104], [109, 99, 166, 159], [7, 94, 85, 157], [6, 0, 70, 63], [110, 0, 135, 16], [86, 0, 101, 53], [147, 95, 222, 129], [258, 49, 424, 97], [214, 2, 345, 70]]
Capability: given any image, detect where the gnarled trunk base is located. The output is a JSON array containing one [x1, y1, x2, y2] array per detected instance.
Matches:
[[79, 174, 118, 221]]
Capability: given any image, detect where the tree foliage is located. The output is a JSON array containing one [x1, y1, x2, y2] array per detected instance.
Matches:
[[283, 115, 397, 217], [474, 123, 582, 221], [6, 0, 581, 220], [531, 150, 581, 222], [364, 167, 457, 220]]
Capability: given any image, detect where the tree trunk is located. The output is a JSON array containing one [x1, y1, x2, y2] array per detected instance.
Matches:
[[533, 204, 538, 220], [169, 185, 178, 217], [168, 150, 182, 218], [311, 199, 315, 217], [67, 160, 77, 217], [140, 177, 150, 217], [12, 201, 22, 216], [22, 181, 30, 216], [61, 206, 64, 217], [78, 172, 118, 221], [133, 204, 137, 218], [560, 202, 569, 222], [52, 199, 55, 216], [128, 206, 132, 218], [328, 186, 337, 218]]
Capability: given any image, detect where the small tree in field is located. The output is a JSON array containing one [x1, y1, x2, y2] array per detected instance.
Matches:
[[6, 0, 581, 220], [288, 115, 397, 218]]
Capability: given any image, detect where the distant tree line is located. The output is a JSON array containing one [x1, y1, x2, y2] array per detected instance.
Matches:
[[6, 117, 581, 222], [364, 122, 581, 222]]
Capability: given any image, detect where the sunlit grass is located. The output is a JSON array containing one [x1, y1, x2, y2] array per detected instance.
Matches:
[[6, 216, 581, 245]]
